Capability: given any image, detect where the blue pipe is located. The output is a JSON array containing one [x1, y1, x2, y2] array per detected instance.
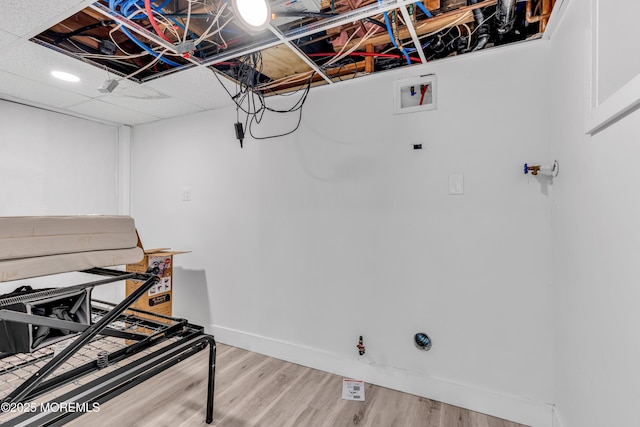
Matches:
[[108, 0, 180, 67], [120, 26, 181, 67], [109, 0, 235, 64], [414, 1, 433, 18], [378, 0, 411, 65], [388, 12, 412, 64], [405, 40, 432, 52], [120, 0, 136, 16]]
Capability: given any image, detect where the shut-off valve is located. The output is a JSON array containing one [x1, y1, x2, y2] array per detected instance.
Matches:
[[357, 336, 365, 356]]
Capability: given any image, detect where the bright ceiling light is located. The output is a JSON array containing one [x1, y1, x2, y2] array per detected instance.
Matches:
[[51, 70, 80, 82], [232, 0, 271, 33]]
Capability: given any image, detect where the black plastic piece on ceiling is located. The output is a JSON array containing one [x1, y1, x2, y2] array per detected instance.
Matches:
[[234, 122, 245, 148]]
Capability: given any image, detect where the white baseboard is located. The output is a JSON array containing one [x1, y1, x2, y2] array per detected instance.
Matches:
[[210, 324, 553, 427]]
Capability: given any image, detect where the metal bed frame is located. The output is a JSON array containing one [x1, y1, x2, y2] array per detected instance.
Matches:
[[0, 267, 215, 426]]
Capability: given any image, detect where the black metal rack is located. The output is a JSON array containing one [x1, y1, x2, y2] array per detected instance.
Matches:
[[0, 268, 215, 426]]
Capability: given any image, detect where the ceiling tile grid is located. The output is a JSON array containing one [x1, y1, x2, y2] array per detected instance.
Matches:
[[0, 0, 556, 126], [0, 0, 235, 124], [97, 85, 206, 119], [144, 66, 233, 110], [0, 29, 19, 48], [66, 99, 162, 125], [0, 71, 91, 109], [0, 42, 122, 99]]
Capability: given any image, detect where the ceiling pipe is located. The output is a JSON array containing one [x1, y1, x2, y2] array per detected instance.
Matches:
[[495, 0, 517, 34], [468, 0, 489, 51]]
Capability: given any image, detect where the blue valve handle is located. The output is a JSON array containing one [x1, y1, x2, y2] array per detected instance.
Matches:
[[524, 163, 529, 174]]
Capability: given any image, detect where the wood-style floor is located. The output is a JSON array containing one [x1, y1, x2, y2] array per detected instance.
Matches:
[[67, 343, 528, 427]]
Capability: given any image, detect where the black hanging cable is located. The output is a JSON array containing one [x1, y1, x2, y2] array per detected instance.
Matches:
[[249, 106, 304, 140], [234, 106, 244, 148], [249, 72, 314, 140], [52, 20, 116, 44], [210, 51, 315, 143]]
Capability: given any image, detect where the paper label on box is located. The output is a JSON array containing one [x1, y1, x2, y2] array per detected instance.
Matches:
[[148, 276, 171, 296], [342, 379, 365, 401], [149, 255, 172, 277], [149, 294, 171, 306]]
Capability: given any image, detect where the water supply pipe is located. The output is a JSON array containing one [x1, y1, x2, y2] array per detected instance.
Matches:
[[496, 0, 518, 34], [524, 161, 559, 177]]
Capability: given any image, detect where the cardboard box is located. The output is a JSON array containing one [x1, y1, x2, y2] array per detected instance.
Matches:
[[125, 234, 188, 317]]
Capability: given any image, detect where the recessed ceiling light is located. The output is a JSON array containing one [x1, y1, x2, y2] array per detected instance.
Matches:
[[232, 0, 271, 33], [51, 70, 80, 82]]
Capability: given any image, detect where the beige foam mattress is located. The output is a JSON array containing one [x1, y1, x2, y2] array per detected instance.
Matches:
[[0, 216, 143, 282]]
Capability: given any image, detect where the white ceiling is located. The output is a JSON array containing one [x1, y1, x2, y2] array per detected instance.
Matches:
[[0, 1, 566, 127], [0, 0, 234, 126]]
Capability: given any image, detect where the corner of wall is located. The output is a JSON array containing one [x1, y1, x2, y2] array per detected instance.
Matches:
[[117, 125, 132, 216]]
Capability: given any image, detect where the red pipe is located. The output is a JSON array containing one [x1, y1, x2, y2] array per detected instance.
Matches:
[[145, 0, 172, 42], [307, 52, 423, 63], [419, 84, 428, 105]]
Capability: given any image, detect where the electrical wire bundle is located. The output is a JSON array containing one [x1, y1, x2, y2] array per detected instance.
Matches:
[[212, 52, 315, 144], [107, 0, 231, 61], [217, 4, 436, 127], [43, 0, 232, 80], [275, 3, 434, 82]]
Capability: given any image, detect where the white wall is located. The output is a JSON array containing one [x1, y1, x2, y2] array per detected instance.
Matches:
[[549, 1, 640, 426], [132, 39, 555, 426], [0, 100, 120, 216], [0, 99, 124, 300]]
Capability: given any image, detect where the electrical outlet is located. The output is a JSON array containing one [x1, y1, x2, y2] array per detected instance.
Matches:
[[448, 174, 464, 195], [181, 187, 192, 201]]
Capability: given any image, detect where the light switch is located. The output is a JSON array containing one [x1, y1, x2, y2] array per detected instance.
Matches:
[[449, 174, 464, 195], [181, 187, 192, 201]]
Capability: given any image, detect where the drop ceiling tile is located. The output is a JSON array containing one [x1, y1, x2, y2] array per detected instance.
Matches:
[[0, 70, 90, 108], [99, 85, 204, 119], [0, 0, 91, 37], [144, 66, 233, 110], [0, 29, 19, 49], [0, 42, 123, 99], [66, 99, 161, 126]]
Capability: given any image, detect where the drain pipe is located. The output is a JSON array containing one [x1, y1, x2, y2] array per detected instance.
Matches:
[[468, 0, 489, 51], [495, 0, 518, 34]]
